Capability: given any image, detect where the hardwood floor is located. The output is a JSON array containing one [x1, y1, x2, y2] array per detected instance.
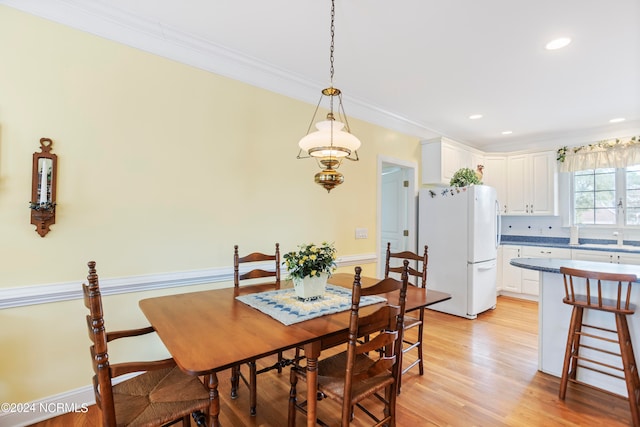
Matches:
[[30, 296, 633, 426]]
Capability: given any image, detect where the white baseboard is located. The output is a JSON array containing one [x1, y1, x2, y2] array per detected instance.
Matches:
[[0, 384, 95, 427], [499, 290, 539, 302], [0, 373, 146, 427]]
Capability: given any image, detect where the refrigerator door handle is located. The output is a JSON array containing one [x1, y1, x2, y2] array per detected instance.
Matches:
[[495, 200, 502, 248]]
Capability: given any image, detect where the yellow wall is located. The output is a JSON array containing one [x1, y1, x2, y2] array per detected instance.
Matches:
[[0, 6, 421, 404]]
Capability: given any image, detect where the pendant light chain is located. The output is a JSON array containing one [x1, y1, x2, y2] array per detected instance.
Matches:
[[329, 0, 335, 85], [328, 0, 336, 152]]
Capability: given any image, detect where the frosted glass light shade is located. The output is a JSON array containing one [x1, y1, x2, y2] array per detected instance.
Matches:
[[299, 120, 361, 158]]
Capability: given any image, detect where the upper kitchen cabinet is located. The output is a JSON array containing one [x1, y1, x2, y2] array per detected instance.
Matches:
[[506, 151, 558, 215], [482, 156, 507, 214], [421, 137, 484, 185]]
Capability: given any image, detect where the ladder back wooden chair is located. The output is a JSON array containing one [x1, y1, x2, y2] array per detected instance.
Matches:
[[83, 261, 210, 427], [384, 242, 428, 392], [559, 267, 640, 426], [231, 243, 284, 416], [288, 262, 409, 427]]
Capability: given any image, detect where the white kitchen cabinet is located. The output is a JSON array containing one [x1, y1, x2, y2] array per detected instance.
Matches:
[[501, 246, 522, 293], [572, 249, 614, 263], [506, 151, 557, 215], [500, 245, 571, 298], [421, 137, 483, 185], [617, 252, 640, 264], [482, 156, 507, 214], [522, 246, 571, 259], [520, 246, 571, 296], [572, 249, 640, 265]]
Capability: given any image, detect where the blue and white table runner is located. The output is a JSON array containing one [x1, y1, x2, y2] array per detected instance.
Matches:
[[235, 284, 386, 326]]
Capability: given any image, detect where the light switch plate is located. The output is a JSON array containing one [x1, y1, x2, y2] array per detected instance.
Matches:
[[355, 228, 368, 239]]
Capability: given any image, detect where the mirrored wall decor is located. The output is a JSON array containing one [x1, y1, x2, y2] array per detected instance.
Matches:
[[29, 137, 57, 237]]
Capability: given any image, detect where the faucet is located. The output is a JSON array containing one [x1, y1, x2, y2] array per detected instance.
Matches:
[[614, 231, 624, 246]]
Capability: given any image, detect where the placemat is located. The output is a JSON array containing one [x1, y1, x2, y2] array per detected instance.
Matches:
[[236, 284, 386, 326]]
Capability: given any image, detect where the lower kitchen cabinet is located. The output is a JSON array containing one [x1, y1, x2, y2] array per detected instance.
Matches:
[[520, 246, 571, 296], [501, 246, 521, 293], [499, 245, 571, 299], [572, 249, 640, 264], [500, 245, 640, 300]]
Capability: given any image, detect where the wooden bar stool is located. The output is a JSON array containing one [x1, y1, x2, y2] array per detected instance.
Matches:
[[559, 267, 640, 426]]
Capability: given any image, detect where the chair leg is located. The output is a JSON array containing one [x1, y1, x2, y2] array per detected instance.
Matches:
[[192, 410, 208, 427], [288, 368, 298, 427], [560, 307, 583, 400], [389, 382, 398, 427], [249, 361, 257, 416], [417, 312, 425, 376], [230, 365, 239, 399], [397, 344, 404, 395], [277, 350, 284, 373], [616, 314, 640, 426]]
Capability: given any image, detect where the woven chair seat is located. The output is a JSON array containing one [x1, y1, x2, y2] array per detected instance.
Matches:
[[403, 314, 422, 329], [112, 366, 210, 427], [83, 261, 210, 427], [314, 352, 394, 403]]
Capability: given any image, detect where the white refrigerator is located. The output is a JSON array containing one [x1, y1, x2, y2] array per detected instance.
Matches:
[[418, 185, 500, 319]]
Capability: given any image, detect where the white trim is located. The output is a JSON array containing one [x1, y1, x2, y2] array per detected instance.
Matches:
[[376, 156, 419, 278], [0, 266, 232, 309], [0, 0, 442, 141], [0, 253, 377, 309], [336, 253, 377, 267], [499, 290, 538, 302], [0, 384, 95, 427], [0, 374, 143, 427]]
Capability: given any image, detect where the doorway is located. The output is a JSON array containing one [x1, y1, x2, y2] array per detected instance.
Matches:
[[377, 156, 418, 278]]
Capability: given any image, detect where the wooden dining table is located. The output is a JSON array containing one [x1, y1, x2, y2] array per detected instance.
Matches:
[[138, 272, 451, 427]]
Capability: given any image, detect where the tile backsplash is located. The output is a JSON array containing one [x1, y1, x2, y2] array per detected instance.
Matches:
[[500, 216, 640, 243]]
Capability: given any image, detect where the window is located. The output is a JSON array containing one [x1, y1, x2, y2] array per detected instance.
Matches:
[[573, 165, 640, 226], [574, 168, 616, 225], [626, 165, 640, 225]]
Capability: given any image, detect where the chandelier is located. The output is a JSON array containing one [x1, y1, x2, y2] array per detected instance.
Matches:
[[297, 0, 361, 192]]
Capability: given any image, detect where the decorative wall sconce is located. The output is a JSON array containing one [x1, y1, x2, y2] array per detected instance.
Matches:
[[29, 138, 57, 237]]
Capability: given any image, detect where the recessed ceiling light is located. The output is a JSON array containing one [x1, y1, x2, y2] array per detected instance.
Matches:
[[502, 131, 513, 135], [609, 117, 626, 123], [469, 114, 483, 120], [545, 37, 572, 50]]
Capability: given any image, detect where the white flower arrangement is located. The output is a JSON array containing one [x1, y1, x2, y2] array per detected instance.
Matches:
[[283, 242, 337, 280]]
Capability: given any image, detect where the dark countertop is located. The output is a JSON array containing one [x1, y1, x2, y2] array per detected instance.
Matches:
[[501, 235, 640, 253], [510, 257, 640, 278]]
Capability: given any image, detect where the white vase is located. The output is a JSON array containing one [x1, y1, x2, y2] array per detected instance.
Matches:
[[292, 273, 328, 300]]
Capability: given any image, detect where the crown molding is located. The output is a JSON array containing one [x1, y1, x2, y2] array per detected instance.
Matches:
[[0, 0, 440, 140]]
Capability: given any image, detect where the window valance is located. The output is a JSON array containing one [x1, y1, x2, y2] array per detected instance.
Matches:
[[557, 136, 640, 172]]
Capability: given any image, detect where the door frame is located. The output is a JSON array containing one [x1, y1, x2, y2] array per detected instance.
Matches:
[[377, 155, 419, 278]]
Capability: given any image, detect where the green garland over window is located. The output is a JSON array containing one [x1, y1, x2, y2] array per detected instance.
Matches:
[[557, 136, 639, 163]]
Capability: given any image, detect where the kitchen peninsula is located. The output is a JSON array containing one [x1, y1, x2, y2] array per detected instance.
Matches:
[[510, 257, 640, 398]]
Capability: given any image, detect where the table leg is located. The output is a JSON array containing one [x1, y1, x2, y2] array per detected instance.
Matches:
[[304, 341, 321, 427], [206, 373, 220, 427]]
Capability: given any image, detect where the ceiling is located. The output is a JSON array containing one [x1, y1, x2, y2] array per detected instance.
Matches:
[[4, 0, 640, 152]]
